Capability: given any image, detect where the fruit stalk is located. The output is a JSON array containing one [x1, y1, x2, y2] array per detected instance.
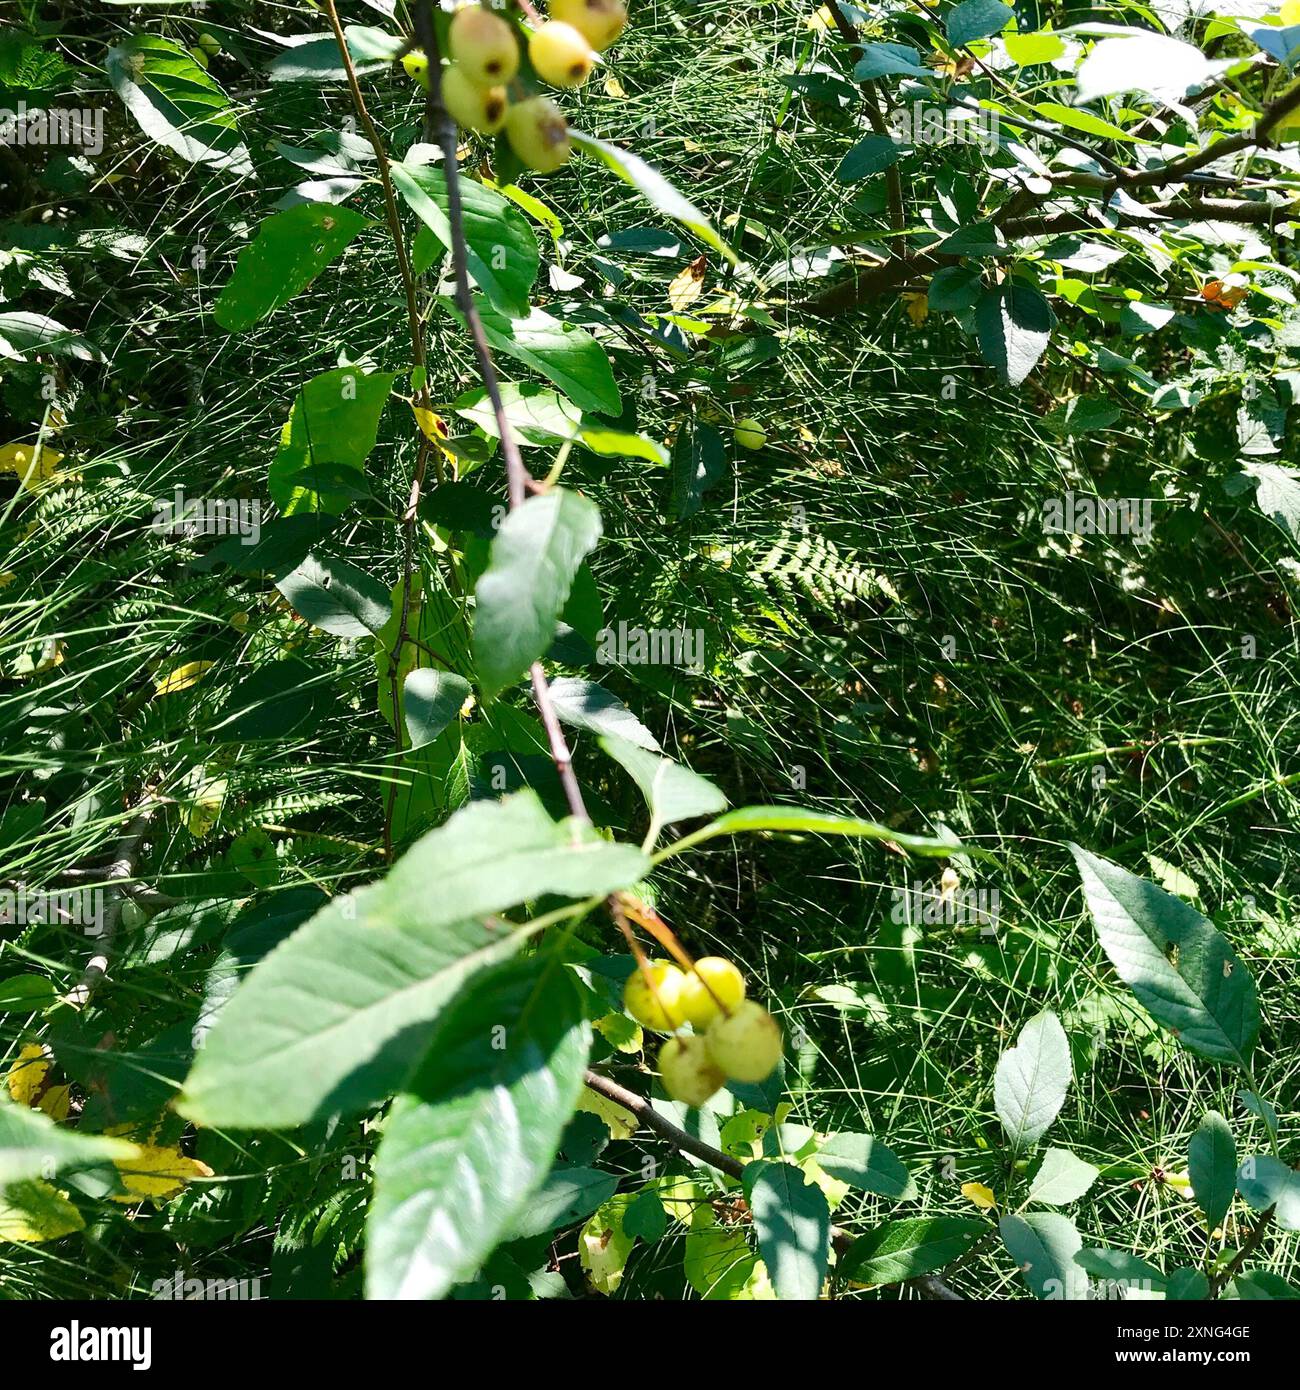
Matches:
[[616, 893, 698, 975]]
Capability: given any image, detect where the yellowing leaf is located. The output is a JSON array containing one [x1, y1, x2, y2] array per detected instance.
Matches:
[[902, 291, 929, 326], [7, 1043, 50, 1106], [576, 1083, 638, 1140], [655, 1175, 702, 1222], [154, 659, 214, 697], [580, 1194, 636, 1294], [39, 1084, 71, 1122], [16, 639, 66, 678], [0, 1180, 84, 1242], [696, 292, 740, 318], [411, 405, 454, 461], [593, 1011, 643, 1054], [110, 1144, 214, 1203], [962, 1181, 997, 1209], [685, 1206, 759, 1299], [185, 775, 227, 839], [668, 255, 708, 311], [603, 74, 626, 97], [0, 441, 68, 492], [802, 1155, 850, 1211]]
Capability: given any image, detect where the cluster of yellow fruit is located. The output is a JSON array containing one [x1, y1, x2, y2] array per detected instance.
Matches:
[[623, 956, 783, 1107], [402, 0, 628, 173]]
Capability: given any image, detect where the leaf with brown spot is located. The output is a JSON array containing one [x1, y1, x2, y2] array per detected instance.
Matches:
[[668, 255, 708, 311]]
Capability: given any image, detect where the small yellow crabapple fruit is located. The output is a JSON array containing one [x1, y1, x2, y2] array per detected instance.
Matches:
[[679, 956, 746, 1029], [402, 50, 430, 90], [505, 95, 572, 173], [529, 21, 596, 88], [551, 0, 628, 52], [623, 959, 686, 1032], [442, 63, 507, 133], [449, 4, 520, 87], [734, 417, 766, 450], [659, 1035, 726, 1108], [706, 1000, 783, 1082]]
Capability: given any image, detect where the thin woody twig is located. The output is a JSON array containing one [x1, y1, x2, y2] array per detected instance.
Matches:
[[826, 1, 907, 258], [328, 19, 962, 1298], [64, 803, 159, 1010], [806, 190, 1287, 316], [1211, 1206, 1275, 1295], [584, 1068, 745, 1177], [322, 0, 444, 859], [415, 0, 590, 823]]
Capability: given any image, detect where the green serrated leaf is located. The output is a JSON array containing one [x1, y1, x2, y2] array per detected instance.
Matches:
[[268, 368, 396, 515], [1070, 845, 1260, 1067], [443, 298, 621, 417], [392, 163, 538, 318], [671, 805, 975, 858], [975, 282, 1053, 386], [550, 680, 660, 752], [599, 733, 727, 832], [836, 134, 903, 184], [404, 669, 472, 752], [623, 1187, 668, 1241], [1000, 1211, 1088, 1300], [268, 26, 402, 82], [1025, 1147, 1098, 1206], [947, 0, 1013, 48], [275, 553, 390, 637], [669, 421, 727, 520], [214, 205, 369, 333], [366, 955, 591, 1299], [1189, 1111, 1236, 1230], [1074, 1246, 1164, 1293], [179, 792, 646, 1128], [744, 1160, 830, 1300], [107, 34, 251, 174], [507, 1165, 618, 1241], [1237, 1156, 1300, 1230], [841, 1216, 986, 1285], [1167, 1266, 1210, 1300], [474, 489, 602, 699], [814, 1133, 916, 1200], [569, 131, 735, 264], [994, 1011, 1071, 1150]]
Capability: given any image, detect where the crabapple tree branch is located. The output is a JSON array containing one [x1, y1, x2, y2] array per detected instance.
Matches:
[[415, 0, 590, 823], [806, 10, 1300, 319], [582, 1069, 965, 1300]]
